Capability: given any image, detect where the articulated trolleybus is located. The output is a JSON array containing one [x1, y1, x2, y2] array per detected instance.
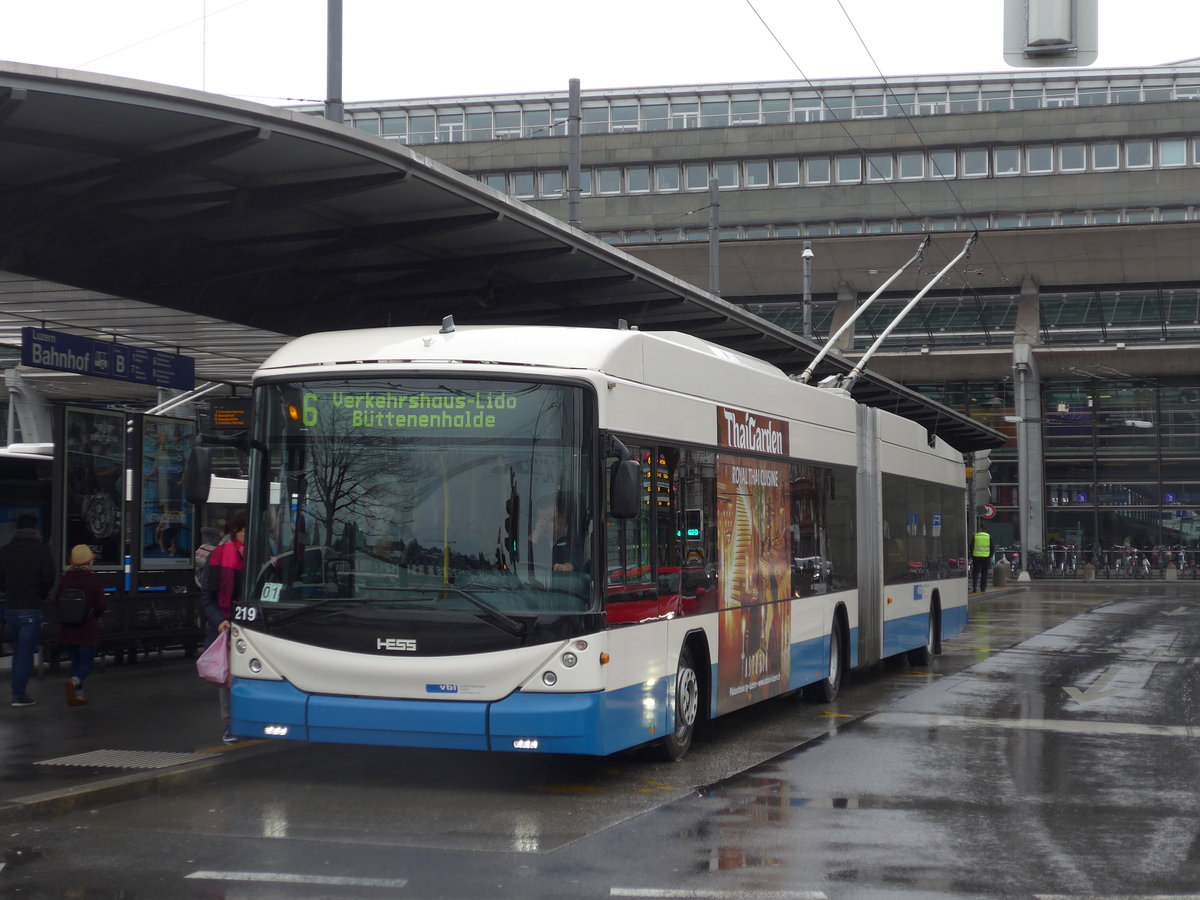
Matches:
[[216, 323, 966, 760]]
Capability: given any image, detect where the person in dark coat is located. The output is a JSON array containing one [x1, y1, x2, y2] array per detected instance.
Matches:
[[201, 510, 245, 744], [0, 514, 58, 707], [56, 544, 108, 706]]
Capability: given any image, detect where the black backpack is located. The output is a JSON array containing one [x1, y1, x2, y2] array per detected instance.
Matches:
[[56, 588, 89, 626]]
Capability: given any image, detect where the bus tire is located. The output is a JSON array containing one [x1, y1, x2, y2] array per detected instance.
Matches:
[[807, 616, 845, 703], [907, 601, 940, 666], [656, 646, 700, 761]]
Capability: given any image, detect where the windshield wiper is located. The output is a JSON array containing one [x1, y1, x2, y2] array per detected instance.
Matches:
[[265, 595, 371, 626], [262, 587, 526, 637], [437, 587, 527, 637]]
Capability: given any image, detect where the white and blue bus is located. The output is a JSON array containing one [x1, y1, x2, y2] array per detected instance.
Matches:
[[209, 324, 967, 760]]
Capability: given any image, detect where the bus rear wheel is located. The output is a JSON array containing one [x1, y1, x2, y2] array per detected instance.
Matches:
[[806, 617, 845, 703], [656, 646, 699, 761], [907, 602, 940, 666]]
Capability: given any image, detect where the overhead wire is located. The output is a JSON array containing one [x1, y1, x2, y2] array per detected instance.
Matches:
[[742, 0, 1025, 365]]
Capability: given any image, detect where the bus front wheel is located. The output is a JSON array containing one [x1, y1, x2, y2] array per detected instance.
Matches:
[[806, 617, 845, 703], [656, 646, 699, 761]]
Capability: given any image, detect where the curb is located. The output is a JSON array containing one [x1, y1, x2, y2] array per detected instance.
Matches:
[[0, 739, 293, 825]]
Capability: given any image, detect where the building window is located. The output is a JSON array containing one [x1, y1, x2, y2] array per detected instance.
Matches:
[[731, 100, 761, 125], [1093, 142, 1120, 170], [1093, 212, 1120, 224], [685, 164, 710, 190], [794, 99, 823, 122], [1160, 208, 1190, 221], [837, 223, 863, 235], [611, 105, 639, 133], [775, 159, 800, 185], [642, 104, 669, 131], [898, 152, 924, 179], [523, 108, 551, 138], [655, 165, 680, 192], [995, 215, 1022, 228], [700, 101, 729, 127], [994, 147, 1021, 175], [836, 156, 862, 183], [495, 110, 521, 138], [671, 102, 699, 129], [352, 115, 380, 135], [715, 162, 739, 188], [1060, 213, 1088, 225], [1026, 213, 1054, 227], [465, 112, 491, 141], [1160, 139, 1187, 167], [762, 99, 790, 123], [511, 172, 535, 198], [929, 150, 956, 178], [409, 115, 434, 145], [949, 91, 979, 113], [866, 154, 893, 181], [929, 218, 958, 231], [1125, 209, 1154, 223], [1026, 146, 1054, 173], [962, 149, 989, 177], [483, 173, 507, 193], [806, 158, 831, 184], [1060, 144, 1086, 172], [581, 107, 609, 135], [854, 94, 885, 118], [627, 166, 650, 193], [381, 114, 407, 139], [540, 171, 564, 197], [745, 160, 770, 187], [597, 168, 622, 194], [1125, 140, 1153, 168], [868, 222, 896, 233]]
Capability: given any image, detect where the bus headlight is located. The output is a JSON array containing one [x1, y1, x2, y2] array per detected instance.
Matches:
[[560, 652, 578, 668], [235, 639, 247, 654], [249, 658, 263, 674], [541, 671, 558, 686]]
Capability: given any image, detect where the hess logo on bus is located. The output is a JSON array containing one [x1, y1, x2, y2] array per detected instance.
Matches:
[[376, 638, 417, 652]]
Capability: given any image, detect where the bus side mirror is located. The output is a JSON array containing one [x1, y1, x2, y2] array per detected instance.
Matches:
[[184, 446, 213, 505], [609, 458, 641, 519]]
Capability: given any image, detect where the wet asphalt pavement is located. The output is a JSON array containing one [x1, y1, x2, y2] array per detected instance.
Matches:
[[1, 580, 1198, 899]]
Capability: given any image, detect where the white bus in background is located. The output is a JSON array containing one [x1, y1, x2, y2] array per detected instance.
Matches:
[[195, 323, 967, 760]]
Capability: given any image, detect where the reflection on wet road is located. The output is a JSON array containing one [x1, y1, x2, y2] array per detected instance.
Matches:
[[6, 583, 1200, 899]]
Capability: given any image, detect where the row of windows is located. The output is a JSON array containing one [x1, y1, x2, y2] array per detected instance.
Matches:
[[475, 136, 1198, 200], [334, 74, 1200, 145], [592, 206, 1200, 246]]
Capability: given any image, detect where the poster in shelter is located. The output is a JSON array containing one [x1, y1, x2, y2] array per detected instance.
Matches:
[[140, 416, 194, 568], [63, 408, 125, 568]]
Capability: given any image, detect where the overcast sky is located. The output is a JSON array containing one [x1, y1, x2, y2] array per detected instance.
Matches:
[[2, 1, 1197, 106]]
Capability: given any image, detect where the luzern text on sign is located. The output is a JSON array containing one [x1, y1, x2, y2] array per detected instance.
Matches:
[[717, 405, 789, 455], [21, 327, 194, 391]]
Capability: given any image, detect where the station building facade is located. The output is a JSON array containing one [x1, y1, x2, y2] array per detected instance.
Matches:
[[299, 64, 1200, 565]]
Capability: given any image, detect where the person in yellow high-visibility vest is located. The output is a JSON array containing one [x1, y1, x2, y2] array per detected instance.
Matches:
[[971, 527, 992, 592]]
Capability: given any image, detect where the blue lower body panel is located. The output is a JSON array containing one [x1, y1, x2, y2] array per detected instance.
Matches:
[[231, 676, 668, 756]]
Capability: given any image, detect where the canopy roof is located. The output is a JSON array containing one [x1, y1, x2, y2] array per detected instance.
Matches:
[[0, 61, 1002, 451]]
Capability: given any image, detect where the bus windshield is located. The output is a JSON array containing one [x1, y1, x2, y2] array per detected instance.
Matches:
[[246, 377, 594, 619]]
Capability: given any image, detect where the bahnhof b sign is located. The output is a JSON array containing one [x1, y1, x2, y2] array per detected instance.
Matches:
[[22, 327, 194, 391]]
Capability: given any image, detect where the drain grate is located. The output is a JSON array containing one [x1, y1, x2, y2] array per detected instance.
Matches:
[[35, 749, 210, 769]]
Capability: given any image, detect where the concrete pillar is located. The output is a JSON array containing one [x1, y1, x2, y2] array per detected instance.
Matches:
[[4, 369, 54, 444]]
